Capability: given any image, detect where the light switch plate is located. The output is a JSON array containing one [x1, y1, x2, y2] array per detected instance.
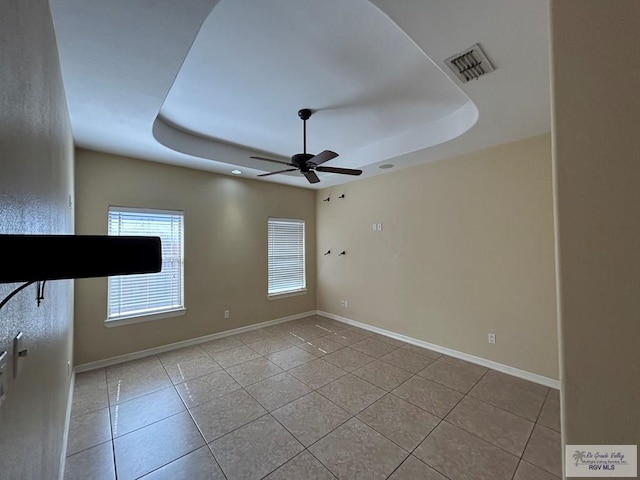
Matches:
[[13, 332, 26, 379], [0, 351, 7, 407]]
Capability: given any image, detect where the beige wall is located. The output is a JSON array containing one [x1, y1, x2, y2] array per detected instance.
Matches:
[[0, 0, 75, 478], [317, 134, 558, 379], [550, 0, 640, 457], [74, 150, 316, 365]]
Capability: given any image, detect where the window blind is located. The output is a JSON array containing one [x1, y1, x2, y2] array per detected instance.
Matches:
[[108, 207, 184, 320], [268, 218, 305, 295]]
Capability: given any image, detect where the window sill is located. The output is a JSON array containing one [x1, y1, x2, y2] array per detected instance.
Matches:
[[268, 289, 307, 300], [105, 308, 187, 328]]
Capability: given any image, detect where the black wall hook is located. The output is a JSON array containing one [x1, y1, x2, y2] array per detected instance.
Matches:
[[338, 194, 345, 199], [324, 250, 331, 255], [339, 251, 346, 256], [323, 197, 330, 202], [36, 280, 47, 306]]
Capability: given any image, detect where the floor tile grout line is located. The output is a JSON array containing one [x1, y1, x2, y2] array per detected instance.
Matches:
[[436, 368, 547, 461], [308, 388, 415, 451], [122, 394, 206, 477], [64, 437, 114, 462], [111, 408, 189, 443], [137, 368, 518, 474], [352, 390, 435, 454], [409, 380, 472, 478], [265, 410, 346, 477], [514, 394, 559, 479], [241, 373, 311, 412], [302, 422, 361, 479], [102, 365, 119, 480], [536, 390, 561, 433], [397, 367, 492, 480], [135, 444, 216, 480], [198, 375, 322, 445], [294, 402, 426, 480], [183, 378, 245, 410], [243, 376, 372, 459], [224, 366, 286, 389], [463, 376, 550, 424], [311, 374, 386, 413], [303, 447, 341, 480], [513, 459, 562, 480], [73, 317, 557, 480], [73, 324, 336, 471], [203, 410, 271, 446], [383, 454, 454, 480], [320, 346, 378, 371], [285, 363, 350, 391], [273, 400, 353, 450], [204, 410, 300, 479], [109, 357, 213, 479], [387, 373, 457, 418]]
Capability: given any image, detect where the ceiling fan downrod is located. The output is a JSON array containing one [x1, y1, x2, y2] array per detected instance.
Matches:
[[298, 108, 312, 155]]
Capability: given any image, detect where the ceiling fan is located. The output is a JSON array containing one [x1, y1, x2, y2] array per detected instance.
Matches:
[[251, 109, 363, 184]]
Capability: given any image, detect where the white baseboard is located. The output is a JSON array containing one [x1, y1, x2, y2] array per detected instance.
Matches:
[[58, 369, 75, 480], [76, 308, 560, 390], [76, 311, 316, 373], [317, 310, 560, 390]]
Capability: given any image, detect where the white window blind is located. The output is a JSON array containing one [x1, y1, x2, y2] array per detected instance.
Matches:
[[108, 207, 184, 320], [268, 218, 306, 295]]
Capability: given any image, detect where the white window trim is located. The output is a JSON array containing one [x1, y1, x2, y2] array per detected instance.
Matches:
[[105, 307, 187, 328], [267, 217, 306, 297], [267, 288, 307, 300], [106, 206, 185, 325], [107, 206, 183, 216]]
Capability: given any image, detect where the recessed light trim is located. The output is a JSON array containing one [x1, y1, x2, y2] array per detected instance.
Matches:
[[231, 169, 242, 175], [378, 164, 394, 169]]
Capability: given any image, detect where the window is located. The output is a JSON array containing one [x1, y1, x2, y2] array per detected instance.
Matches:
[[107, 207, 184, 324], [268, 218, 306, 297]]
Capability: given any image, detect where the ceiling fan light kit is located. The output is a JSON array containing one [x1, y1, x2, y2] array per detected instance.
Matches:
[[251, 109, 363, 184]]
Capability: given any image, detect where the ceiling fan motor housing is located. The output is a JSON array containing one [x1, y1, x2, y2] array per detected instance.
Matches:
[[291, 153, 314, 170], [298, 109, 312, 121]]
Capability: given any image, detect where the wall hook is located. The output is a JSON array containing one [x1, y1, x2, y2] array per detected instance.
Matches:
[[36, 280, 47, 307], [323, 197, 330, 202], [339, 251, 346, 256], [324, 250, 331, 255], [338, 194, 345, 199]]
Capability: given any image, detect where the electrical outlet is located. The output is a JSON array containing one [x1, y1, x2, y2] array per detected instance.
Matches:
[[488, 333, 496, 344], [377, 223, 383, 231], [224, 310, 230, 319], [372, 223, 377, 231], [344, 300, 348, 308]]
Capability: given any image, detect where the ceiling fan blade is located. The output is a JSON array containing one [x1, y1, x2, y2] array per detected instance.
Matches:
[[309, 150, 339, 166], [303, 170, 320, 184], [315, 166, 363, 176], [257, 168, 298, 177], [250, 156, 292, 166]]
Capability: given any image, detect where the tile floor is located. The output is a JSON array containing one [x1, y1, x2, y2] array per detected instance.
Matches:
[[64, 315, 562, 480]]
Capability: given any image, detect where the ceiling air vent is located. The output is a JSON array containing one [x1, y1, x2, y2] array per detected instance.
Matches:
[[444, 43, 495, 83]]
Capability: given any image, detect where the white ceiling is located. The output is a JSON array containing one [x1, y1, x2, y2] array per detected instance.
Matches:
[[50, 0, 550, 189]]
